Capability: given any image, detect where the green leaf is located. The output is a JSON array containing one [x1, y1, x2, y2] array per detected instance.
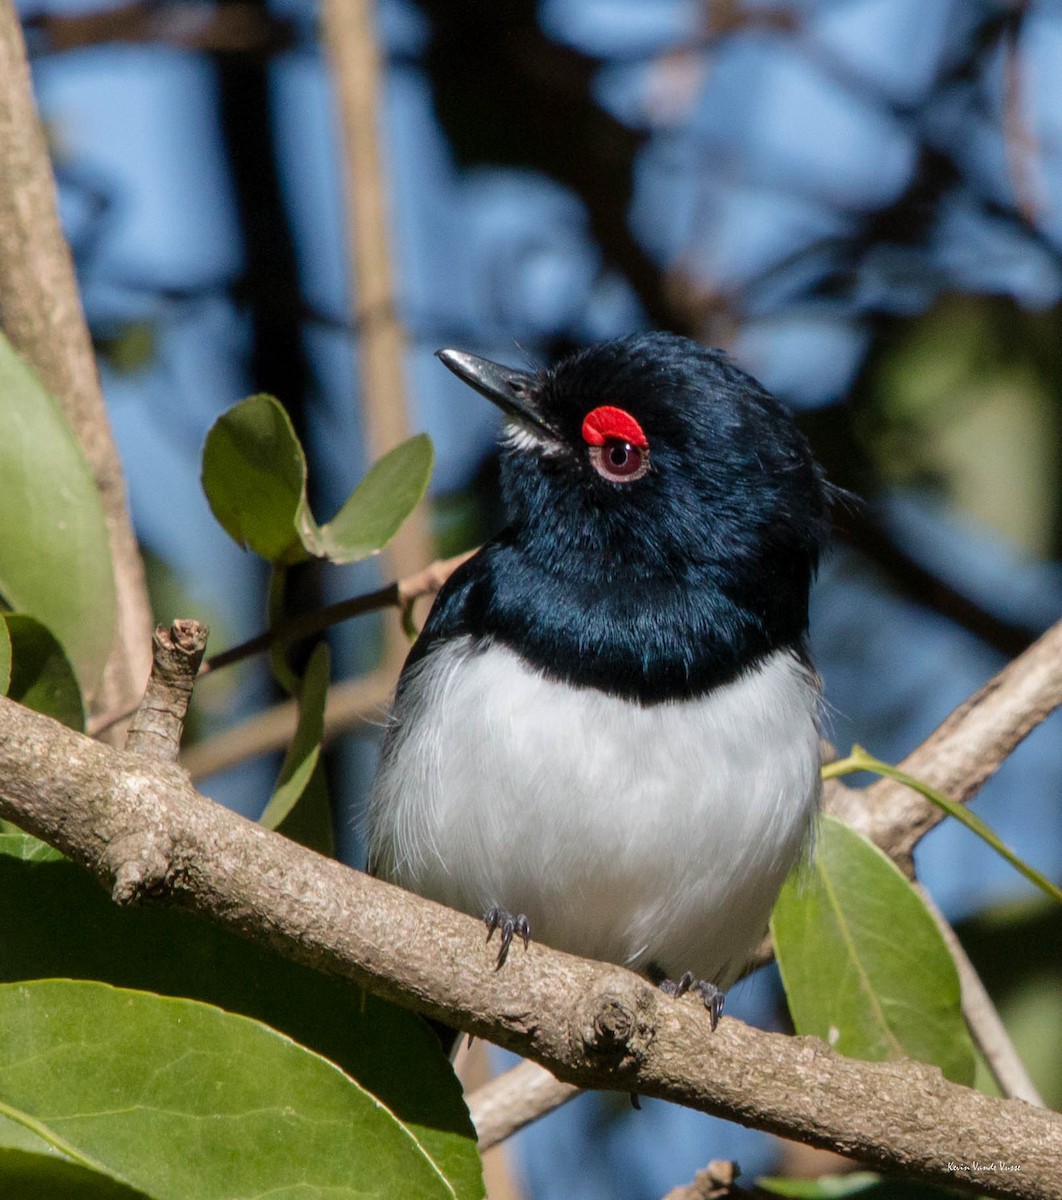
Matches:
[[312, 433, 434, 563], [0, 980, 463, 1200], [0, 615, 10, 695], [0, 833, 65, 863], [772, 816, 975, 1086], [201, 394, 314, 565], [758, 1174, 883, 1198], [202, 398, 433, 568], [259, 642, 330, 834], [4, 614, 84, 730], [759, 1175, 962, 1200], [0, 1110, 63, 1155], [0, 835, 483, 1200], [0, 1149, 148, 1199], [0, 332, 116, 694], [824, 747, 1062, 905]]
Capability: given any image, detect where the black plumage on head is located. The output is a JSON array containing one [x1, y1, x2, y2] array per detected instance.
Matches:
[[422, 333, 832, 703]]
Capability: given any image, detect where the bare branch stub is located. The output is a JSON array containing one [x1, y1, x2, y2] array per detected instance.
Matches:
[[125, 620, 209, 762], [662, 1161, 743, 1200]]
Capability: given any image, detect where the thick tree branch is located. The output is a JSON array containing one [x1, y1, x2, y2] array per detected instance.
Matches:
[[0, 696, 1058, 1199], [0, 0, 153, 723]]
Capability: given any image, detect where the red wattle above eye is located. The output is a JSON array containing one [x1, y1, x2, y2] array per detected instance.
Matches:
[[581, 405, 648, 449]]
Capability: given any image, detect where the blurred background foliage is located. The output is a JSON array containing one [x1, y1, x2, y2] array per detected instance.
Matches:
[[13, 0, 1062, 1195]]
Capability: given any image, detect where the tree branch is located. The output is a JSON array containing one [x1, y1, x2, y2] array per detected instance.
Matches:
[[469, 1059, 580, 1152], [917, 884, 1044, 1107], [322, 0, 433, 671], [662, 1161, 744, 1200], [0, 696, 1058, 1198], [125, 621, 208, 763], [197, 552, 473, 678], [179, 670, 395, 781], [825, 617, 1062, 871], [0, 0, 153, 723]]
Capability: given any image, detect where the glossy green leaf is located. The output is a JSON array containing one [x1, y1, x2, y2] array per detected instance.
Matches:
[[202, 398, 433, 568], [758, 1174, 882, 1198], [312, 433, 434, 563], [0, 833, 64, 863], [259, 642, 330, 834], [0, 980, 461, 1200], [4, 614, 84, 730], [201, 394, 314, 565], [0, 332, 116, 693], [0, 1149, 148, 1199], [772, 816, 975, 1085], [0, 835, 483, 1200], [0, 615, 10, 695]]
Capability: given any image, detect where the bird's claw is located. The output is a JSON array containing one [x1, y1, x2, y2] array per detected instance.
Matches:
[[658, 971, 725, 1031], [484, 906, 531, 969]]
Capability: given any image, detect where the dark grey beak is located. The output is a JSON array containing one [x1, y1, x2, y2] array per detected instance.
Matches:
[[435, 349, 553, 439]]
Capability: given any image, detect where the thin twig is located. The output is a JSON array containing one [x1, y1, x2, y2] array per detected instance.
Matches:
[[176, 553, 472, 778], [321, 0, 433, 669], [199, 550, 474, 678], [180, 669, 395, 781], [917, 884, 1044, 1107], [469, 1060, 581, 1152], [200, 584, 398, 675], [91, 551, 472, 746]]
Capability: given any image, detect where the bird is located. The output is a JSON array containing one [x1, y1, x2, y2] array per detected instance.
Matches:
[[364, 332, 831, 1029]]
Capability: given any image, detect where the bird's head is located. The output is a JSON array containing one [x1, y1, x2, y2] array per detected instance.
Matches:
[[436, 333, 831, 695]]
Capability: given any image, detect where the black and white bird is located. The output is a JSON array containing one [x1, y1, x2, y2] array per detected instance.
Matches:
[[365, 332, 830, 1025]]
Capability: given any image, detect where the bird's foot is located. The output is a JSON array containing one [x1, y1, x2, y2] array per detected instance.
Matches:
[[658, 971, 725, 1031], [484, 906, 531, 969]]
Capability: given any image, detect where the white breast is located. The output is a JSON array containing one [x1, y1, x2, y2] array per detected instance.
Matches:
[[366, 638, 821, 989]]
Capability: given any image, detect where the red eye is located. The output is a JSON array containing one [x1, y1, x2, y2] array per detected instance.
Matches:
[[581, 405, 650, 484], [589, 439, 649, 482]]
